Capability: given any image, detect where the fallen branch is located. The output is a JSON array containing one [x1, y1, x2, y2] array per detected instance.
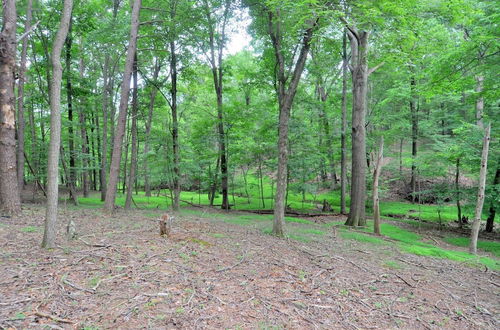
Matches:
[[33, 311, 74, 324]]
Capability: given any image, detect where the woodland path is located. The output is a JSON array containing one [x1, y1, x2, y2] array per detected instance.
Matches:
[[0, 206, 498, 329]]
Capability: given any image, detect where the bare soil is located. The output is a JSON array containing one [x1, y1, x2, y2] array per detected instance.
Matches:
[[0, 205, 498, 329]]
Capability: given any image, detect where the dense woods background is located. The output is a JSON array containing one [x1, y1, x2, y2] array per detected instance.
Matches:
[[0, 0, 498, 247]]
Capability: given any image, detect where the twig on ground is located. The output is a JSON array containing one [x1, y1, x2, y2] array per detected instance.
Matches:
[[33, 311, 74, 324]]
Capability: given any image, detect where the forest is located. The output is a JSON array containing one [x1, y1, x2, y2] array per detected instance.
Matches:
[[0, 0, 498, 328]]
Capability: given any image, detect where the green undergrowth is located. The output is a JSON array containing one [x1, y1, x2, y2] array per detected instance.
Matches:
[[443, 237, 500, 257]]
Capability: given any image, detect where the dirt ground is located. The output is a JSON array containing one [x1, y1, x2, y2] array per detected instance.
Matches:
[[0, 205, 498, 329]]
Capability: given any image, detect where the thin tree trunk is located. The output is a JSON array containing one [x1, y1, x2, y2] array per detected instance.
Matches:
[[340, 30, 348, 215], [475, 75, 484, 128], [125, 53, 138, 209], [470, 123, 491, 254], [122, 117, 130, 194], [485, 167, 499, 232], [65, 18, 77, 201], [16, 0, 33, 193], [209, 156, 220, 207], [100, 54, 110, 201], [0, 0, 22, 214], [409, 75, 418, 203], [399, 138, 403, 177], [143, 59, 159, 197], [78, 40, 89, 197], [42, 0, 73, 248], [259, 159, 265, 208], [373, 137, 384, 235], [170, 35, 180, 210], [456, 158, 462, 227], [104, 0, 142, 212]]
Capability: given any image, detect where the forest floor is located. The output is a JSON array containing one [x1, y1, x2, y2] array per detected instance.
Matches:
[[0, 204, 498, 329]]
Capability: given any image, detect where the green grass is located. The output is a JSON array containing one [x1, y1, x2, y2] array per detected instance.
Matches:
[[20, 226, 39, 233], [341, 231, 387, 245], [443, 237, 500, 257]]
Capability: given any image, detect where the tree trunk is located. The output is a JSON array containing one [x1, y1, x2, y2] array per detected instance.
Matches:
[[456, 158, 462, 227], [0, 0, 22, 214], [345, 28, 369, 227], [78, 40, 89, 197], [104, 0, 142, 212], [42, 0, 73, 248], [259, 159, 265, 208], [170, 36, 180, 211], [373, 137, 384, 235], [475, 75, 484, 128], [340, 30, 348, 215], [485, 167, 499, 232], [409, 75, 418, 203], [16, 0, 33, 193], [269, 10, 316, 236], [65, 18, 77, 201], [143, 58, 159, 197], [469, 123, 491, 254], [100, 54, 109, 201], [125, 53, 138, 209]]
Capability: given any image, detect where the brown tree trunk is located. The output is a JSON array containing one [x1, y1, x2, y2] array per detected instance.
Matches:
[[409, 76, 418, 203], [268, 10, 317, 236], [345, 27, 369, 227], [340, 30, 348, 215], [456, 158, 462, 228], [65, 18, 78, 203], [0, 0, 22, 214], [104, 0, 142, 212], [42, 0, 73, 248], [100, 54, 110, 201], [78, 40, 89, 197], [16, 0, 33, 193], [143, 58, 159, 198], [485, 166, 499, 232], [170, 34, 180, 210], [373, 137, 384, 235], [470, 123, 491, 254], [125, 53, 138, 209]]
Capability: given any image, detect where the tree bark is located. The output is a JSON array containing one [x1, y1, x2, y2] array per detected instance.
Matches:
[[340, 30, 348, 215], [469, 123, 491, 254], [0, 0, 22, 214], [409, 75, 418, 203], [373, 137, 384, 235], [345, 27, 370, 227], [65, 18, 78, 203], [100, 54, 110, 201], [42, 0, 73, 248], [104, 0, 142, 212], [170, 24, 180, 210], [485, 167, 499, 232], [125, 53, 138, 209], [143, 58, 159, 197], [16, 0, 33, 193], [475, 75, 484, 128], [78, 40, 89, 197], [455, 158, 462, 227], [268, 10, 317, 236]]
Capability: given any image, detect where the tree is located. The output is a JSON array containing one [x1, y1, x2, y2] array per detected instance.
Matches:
[[470, 123, 491, 254], [373, 136, 384, 235], [0, 0, 22, 214], [342, 18, 382, 227], [104, 0, 142, 212], [42, 0, 73, 249]]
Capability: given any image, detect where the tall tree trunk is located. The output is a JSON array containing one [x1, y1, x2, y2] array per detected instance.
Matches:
[[125, 53, 138, 209], [344, 26, 370, 227], [340, 30, 348, 215], [475, 75, 484, 128], [317, 86, 337, 190], [100, 54, 110, 201], [470, 123, 491, 254], [143, 59, 159, 197], [456, 158, 462, 227], [104, 0, 142, 212], [16, 0, 33, 193], [485, 166, 499, 232], [65, 18, 77, 202], [409, 75, 418, 203], [373, 137, 384, 235], [170, 36, 180, 211], [268, 10, 317, 236], [42, 0, 73, 248], [78, 40, 89, 197], [0, 0, 22, 214]]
